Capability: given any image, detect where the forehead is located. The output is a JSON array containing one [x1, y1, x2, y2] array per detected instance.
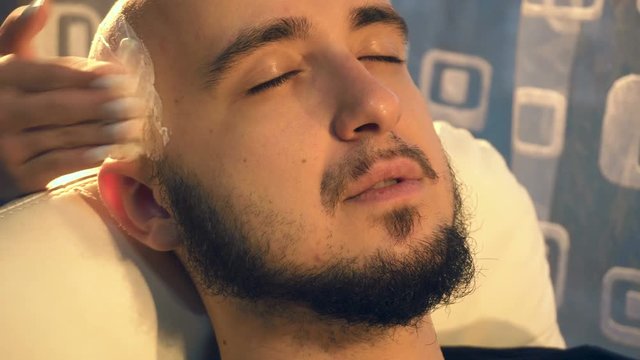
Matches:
[[130, 0, 398, 102], [143, 0, 394, 47]]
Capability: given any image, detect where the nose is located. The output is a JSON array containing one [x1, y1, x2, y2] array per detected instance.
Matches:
[[331, 60, 402, 141]]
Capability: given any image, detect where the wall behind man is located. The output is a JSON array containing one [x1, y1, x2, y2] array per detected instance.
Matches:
[[3, 0, 638, 358]]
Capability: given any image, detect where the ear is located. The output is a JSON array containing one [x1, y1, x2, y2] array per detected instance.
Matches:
[[98, 158, 181, 252]]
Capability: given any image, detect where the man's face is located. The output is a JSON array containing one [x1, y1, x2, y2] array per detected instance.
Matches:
[[138, 0, 473, 326]]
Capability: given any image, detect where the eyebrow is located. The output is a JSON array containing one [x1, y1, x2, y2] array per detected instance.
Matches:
[[201, 5, 409, 89], [350, 4, 408, 41], [202, 17, 310, 88]]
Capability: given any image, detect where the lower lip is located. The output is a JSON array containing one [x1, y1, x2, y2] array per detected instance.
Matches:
[[346, 179, 424, 204]]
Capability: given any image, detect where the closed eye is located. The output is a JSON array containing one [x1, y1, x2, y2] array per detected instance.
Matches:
[[248, 70, 302, 95], [246, 56, 403, 96], [358, 55, 405, 64]]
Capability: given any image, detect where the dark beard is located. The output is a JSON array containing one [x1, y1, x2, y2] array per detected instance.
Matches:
[[153, 158, 474, 328]]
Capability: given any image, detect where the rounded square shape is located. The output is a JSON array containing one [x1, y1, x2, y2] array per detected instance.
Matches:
[[420, 49, 492, 132], [626, 291, 640, 322], [540, 221, 570, 308], [32, 3, 102, 57], [512, 87, 567, 159], [599, 75, 640, 190], [522, 0, 604, 21], [601, 267, 640, 348], [440, 67, 471, 106]]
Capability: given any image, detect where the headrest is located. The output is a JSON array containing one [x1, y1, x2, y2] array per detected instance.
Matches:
[[0, 171, 216, 359], [431, 122, 565, 348]]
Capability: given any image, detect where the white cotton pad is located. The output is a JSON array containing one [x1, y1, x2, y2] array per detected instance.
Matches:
[[89, 9, 168, 161]]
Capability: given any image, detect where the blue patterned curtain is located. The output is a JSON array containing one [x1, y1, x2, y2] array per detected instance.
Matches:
[[394, 1, 640, 357]]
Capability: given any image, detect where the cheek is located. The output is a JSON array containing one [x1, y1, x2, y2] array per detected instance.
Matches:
[[396, 86, 455, 211], [184, 98, 333, 224], [396, 86, 442, 156], [224, 105, 325, 189], [167, 100, 338, 263], [217, 110, 339, 262]]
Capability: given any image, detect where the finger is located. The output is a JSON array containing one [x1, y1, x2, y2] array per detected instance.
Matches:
[[16, 120, 143, 162], [4, 88, 145, 130], [0, 166, 25, 202], [0, 0, 50, 57], [18, 145, 111, 191], [0, 55, 99, 91], [59, 58, 135, 96], [48, 56, 126, 76], [81, 58, 127, 76]]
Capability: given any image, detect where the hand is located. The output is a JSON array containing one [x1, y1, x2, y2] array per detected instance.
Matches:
[[0, 0, 142, 204]]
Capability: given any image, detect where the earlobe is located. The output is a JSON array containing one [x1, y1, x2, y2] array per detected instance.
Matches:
[[98, 159, 181, 252]]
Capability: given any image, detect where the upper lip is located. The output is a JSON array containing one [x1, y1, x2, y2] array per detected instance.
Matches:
[[343, 157, 425, 201]]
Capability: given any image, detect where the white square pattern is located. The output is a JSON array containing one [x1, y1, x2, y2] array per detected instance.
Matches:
[[599, 75, 640, 190], [512, 87, 567, 159], [522, 0, 604, 21], [441, 67, 471, 106], [33, 3, 102, 57], [420, 49, 493, 132], [601, 267, 640, 348], [541, 221, 570, 308], [626, 291, 640, 322]]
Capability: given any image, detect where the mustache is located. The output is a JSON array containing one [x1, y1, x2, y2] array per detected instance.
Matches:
[[320, 135, 439, 213]]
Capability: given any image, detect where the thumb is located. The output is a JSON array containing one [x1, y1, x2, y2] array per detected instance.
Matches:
[[0, 0, 51, 57]]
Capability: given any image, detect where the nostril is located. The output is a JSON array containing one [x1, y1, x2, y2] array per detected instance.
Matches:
[[354, 123, 380, 133]]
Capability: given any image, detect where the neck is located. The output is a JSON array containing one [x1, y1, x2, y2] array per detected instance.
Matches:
[[204, 296, 444, 360]]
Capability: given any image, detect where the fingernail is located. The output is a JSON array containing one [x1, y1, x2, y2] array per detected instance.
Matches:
[[29, 0, 46, 8], [103, 120, 143, 140], [101, 98, 145, 120], [90, 74, 132, 93], [21, 0, 45, 19], [83, 145, 113, 163]]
